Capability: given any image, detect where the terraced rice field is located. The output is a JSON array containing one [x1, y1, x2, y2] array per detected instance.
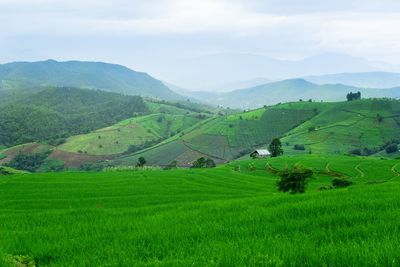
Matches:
[[1, 155, 399, 266]]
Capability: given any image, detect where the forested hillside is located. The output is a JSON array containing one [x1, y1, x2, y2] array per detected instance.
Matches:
[[0, 87, 147, 146], [0, 60, 183, 101]]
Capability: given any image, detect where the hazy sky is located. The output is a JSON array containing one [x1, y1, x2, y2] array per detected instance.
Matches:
[[2, 0, 400, 86]]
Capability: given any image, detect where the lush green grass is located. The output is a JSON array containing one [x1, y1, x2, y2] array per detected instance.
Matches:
[[1, 155, 400, 266]]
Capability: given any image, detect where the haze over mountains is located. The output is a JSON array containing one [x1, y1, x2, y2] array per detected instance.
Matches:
[[1, 59, 400, 110], [153, 52, 400, 90], [0, 60, 182, 101]]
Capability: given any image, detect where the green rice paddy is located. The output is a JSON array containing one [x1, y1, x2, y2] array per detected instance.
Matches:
[[1, 155, 399, 266]]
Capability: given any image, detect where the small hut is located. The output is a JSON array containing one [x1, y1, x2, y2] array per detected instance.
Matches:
[[250, 149, 271, 158]]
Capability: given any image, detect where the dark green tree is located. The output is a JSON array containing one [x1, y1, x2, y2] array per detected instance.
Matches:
[[136, 157, 146, 167], [191, 157, 216, 168], [277, 165, 313, 194], [268, 138, 283, 157]]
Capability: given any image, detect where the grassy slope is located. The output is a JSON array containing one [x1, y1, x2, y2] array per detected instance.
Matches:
[[1, 155, 399, 266], [114, 102, 325, 166], [282, 99, 400, 155], [58, 102, 209, 156]]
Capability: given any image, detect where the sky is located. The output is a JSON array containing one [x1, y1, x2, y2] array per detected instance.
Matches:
[[1, 0, 400, 88]]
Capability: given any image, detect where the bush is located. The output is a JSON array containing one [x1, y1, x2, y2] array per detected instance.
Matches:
[[293, 144, 305, 151], [308, 126, 316, 132], [332, 178, 353, 188], [349, 148, 362, 156], [277, 165, 313, 194], [136, 157, 146, 167], [385, 143, 398, 154], [0, 167, 11, 175], [191, 157, 216, 168], [6, 152, 50, 172], [164, 160, 178, 170]]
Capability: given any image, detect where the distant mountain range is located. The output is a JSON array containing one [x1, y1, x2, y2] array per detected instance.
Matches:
[[0, 60, 183, 101], [157, 52, 400, 90], [305, 72, 400, 89], [182, 79, 400, 109]]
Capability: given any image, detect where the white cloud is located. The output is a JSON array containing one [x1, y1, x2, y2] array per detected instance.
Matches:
[[1, 0, 400, 64]]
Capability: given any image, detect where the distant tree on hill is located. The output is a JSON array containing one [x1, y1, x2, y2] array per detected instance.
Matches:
[[293, 144, 305, 151], [332, 178, 353, 188], [377, 114, 384, 123], [385, 143, 398, 154], [6, 152, 49, 172], [269, 138, 283, 157], [191, 157, 216, 168], [346, 91, 361, 101], [277, 165, 313, 194], [164, 160, 178, 170], [136, 157, 146, 167]]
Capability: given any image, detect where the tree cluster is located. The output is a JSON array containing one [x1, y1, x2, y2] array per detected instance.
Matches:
[[0, 87, 147, 147], [277, 165, 313, 194], [191, 157, 216, 168], [346, 91, 361, 101]]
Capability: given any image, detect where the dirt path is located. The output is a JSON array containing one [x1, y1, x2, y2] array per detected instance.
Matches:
[[265, 162, 279, 173], [325, 163, 331, 173], [390, 163, 400, 180], [355, 164, 365, 178]]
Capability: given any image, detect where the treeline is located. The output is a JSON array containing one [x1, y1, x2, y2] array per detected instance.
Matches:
[[0, 87, 147, 146], [349, 139, 399, 156]]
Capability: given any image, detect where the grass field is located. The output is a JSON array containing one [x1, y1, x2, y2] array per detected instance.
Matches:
[[1, 155, 399, 266]]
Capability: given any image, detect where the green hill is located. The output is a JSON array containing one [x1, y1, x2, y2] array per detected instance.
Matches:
[[113, 102, 322, 166], [58, 112, 209, 156], [1, 155, 399, 265], [0, 60, 182, 101], [113, 99, 400, 167], [190, 78, 400, 109], [281, 98, 400, 155], [0, 87, 147, 146]]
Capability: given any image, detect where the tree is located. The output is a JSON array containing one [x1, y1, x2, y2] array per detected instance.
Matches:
[[164, 160, 178, 170], [385, 143, 398, 154], [191, 157, 216, 168], [277, 165, 313, 194], [332, 178, 353, 188], [346, 91, 361, 101], [136, 157, 146, 167], [269, 138, 283, 157], [293, 144, 305, 151]]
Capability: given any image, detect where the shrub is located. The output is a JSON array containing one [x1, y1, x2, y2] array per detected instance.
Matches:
[[332, 178, 353, 188], [349, 148, 362, 156], [191, 157, 216, 168], [385, 143, 398, 154], [308, 126, 316, 132], [6, 152, 50, 172], [277, 165, 313, 194], [136, 157, 146, 167], [248, 163, 255, 171], [164, 160, 178, 170], [293, 144, 305, 151], [0, 167, 11, 175]]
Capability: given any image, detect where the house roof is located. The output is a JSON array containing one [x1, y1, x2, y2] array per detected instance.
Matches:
[[255, 149, 271, 155]]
